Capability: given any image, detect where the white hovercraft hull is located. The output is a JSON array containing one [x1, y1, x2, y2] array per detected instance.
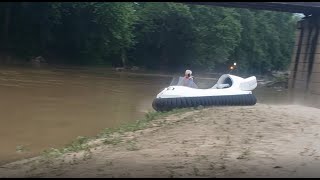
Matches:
[[152, 74, 257, 111]]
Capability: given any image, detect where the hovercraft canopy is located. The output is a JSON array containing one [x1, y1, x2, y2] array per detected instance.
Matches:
[[212, 74, 234, 89], [211, 74, 257, 91]]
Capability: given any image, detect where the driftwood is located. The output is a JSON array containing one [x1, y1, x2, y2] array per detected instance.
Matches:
[[115, 66, 140, 72], [30, 56, 47, 67], [265, 81, 287, 87]]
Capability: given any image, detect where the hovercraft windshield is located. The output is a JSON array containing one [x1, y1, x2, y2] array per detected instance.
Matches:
[[169, 77, 198, 89]]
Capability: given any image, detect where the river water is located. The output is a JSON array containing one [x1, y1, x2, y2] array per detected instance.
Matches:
[[0, 66, 289, 165]]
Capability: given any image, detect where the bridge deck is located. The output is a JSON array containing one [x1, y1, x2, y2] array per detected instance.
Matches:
[[183, 2, 320, 14]]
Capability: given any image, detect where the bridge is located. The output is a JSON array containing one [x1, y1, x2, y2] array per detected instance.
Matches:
[[184, 2, 320, 14], [184, 2, 320, 108]]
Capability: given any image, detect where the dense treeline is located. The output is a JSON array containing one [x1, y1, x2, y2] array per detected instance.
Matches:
[[0, 2, 299, 74]]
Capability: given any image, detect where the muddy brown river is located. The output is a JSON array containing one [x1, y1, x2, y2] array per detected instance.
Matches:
[[0, 66, 289, 165]]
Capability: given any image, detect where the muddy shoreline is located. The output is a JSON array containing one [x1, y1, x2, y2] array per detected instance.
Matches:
[[1, 104, 320, 178]]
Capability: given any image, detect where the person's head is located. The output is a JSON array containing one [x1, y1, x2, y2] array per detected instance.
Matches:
[[185, 70, 192, 78]]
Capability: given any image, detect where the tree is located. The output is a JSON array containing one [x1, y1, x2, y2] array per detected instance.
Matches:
[[190, 5, 242, 71], [129, 3, 195, 70], [0, 2, 297, 74], [231, 9, 297, 74], [52, 2, 137, 65]]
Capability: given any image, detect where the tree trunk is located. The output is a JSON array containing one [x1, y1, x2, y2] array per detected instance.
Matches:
[[161, 46, 168, 66], [3, 2, 11, 49], [121, 48, 127, 68], [40, 3, 51, 53]]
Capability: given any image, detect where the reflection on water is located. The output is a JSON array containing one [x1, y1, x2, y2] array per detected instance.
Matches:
[[0, 67, 288, 164]]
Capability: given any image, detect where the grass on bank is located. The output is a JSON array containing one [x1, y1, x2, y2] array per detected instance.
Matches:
[[41, 108, 191, 158]]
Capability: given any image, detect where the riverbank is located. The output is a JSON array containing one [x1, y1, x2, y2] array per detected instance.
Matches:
[[1, 103, 320, 178]]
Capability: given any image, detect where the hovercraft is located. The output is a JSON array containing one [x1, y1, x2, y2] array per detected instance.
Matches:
[[152, 74, 257, 111]]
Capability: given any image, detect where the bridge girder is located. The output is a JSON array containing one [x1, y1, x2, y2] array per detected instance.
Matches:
[[182, 2, 320, 15]]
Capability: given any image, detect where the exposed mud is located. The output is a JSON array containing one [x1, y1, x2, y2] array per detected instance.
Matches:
[[1, 104, 320, 178]]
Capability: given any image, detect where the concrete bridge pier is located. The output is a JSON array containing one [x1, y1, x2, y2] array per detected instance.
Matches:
[[289, 14, 320, 107]]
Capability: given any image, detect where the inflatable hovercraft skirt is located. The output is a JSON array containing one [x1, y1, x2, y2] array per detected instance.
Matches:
[[152, 74, 258, 112]]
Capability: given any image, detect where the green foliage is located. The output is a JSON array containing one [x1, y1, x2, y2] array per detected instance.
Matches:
[[52, 2, 137, 65], [130, 2, 195, 69], [0, 2, 297, 74], [98, 108, 190, 137], [231, 9, 296, 74], [190, 6, 242, 70], [16, 145, 29, 153]]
